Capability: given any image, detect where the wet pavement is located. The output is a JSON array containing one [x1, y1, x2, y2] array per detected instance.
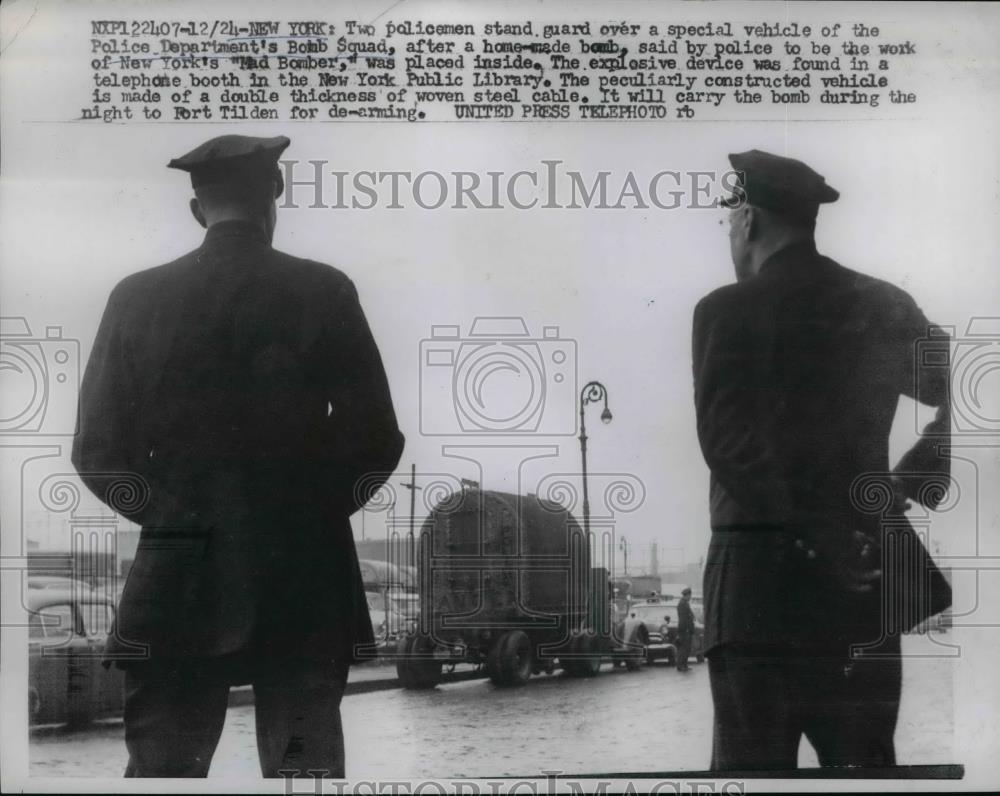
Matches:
[[30, 635, 955, 780]]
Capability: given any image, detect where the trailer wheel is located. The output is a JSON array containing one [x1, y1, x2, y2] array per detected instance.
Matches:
[[570, 633, 602, 677], [486, 630, 533, 687], [558, 636, 580, 677], [396, 634, 442, 690]]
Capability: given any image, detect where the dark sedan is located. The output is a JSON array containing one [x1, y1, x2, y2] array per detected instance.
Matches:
[[625, 600, 705, 666]]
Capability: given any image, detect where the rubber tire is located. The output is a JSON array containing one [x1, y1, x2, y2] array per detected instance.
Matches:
[[486, 630, 533, 687], [396, 634, 442, 690], [571, 633, 602, 677], [560, 650, 580, 677], [396, 634, 416, 688], [625, 626, 648, 671], [694, 631, 705, 663], [559, 634, 582, 677]]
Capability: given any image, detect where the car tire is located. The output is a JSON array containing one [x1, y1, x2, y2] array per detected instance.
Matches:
[[625, 624, 648, 671], [396, 634, 416, 688], [570, 632, 602, 678], [396, 634, 442, 690], [487, 630, 533, 687], [560, 650, 580, 677]]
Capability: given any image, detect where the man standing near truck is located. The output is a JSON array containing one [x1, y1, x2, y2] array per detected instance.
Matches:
[[675, 587, 695, 672], [73, 135, 405, 778]]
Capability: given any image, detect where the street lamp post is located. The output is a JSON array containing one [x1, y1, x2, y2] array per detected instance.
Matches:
[[619, 536, 630, 575], [579, 381, 613, 544]]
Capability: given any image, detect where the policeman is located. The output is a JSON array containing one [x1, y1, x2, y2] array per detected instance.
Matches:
[[675, 587, 695, 672], [73, 135, 405, 778], [692, 149, 952, 770]]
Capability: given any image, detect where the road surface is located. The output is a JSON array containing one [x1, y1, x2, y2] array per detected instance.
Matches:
[[30, 636, 955, 779]]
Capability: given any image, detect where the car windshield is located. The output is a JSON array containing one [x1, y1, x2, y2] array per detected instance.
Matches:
[[29, 603, 75, 640], [366, 592, 388, 611], [391, 595, 418, 615]]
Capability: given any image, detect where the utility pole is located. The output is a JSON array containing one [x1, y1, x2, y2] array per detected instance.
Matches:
[[400, 464, 422, 570]]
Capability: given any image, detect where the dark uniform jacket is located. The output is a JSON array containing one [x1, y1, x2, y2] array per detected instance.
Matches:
[[692, 240, 951, 654], [677, 598, 695, 637], [73, 220, 405, 666]]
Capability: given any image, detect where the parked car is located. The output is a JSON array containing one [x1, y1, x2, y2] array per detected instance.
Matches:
[[389, 590, 419, 620], [658, 584, 705, 623], [907, 612, 950, 634], [28, 588, 124, 726], [625, 599, 705, 666], [359, 559, 416, 592], [26, 575, 94, 592], [365, 590, 415, 644]]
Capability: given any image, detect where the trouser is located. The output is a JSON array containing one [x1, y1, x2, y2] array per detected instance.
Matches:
[[122, 656, 350, 778], [675, 632, 693, 670], [708, 644, 902, 770]]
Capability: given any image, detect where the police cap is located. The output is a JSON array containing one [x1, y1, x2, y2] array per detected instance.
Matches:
[[167, 134, 290, 196], [721, 149, 839, 221]]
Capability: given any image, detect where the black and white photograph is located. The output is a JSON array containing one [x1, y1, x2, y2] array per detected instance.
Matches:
[[1, 0, 998, 791]]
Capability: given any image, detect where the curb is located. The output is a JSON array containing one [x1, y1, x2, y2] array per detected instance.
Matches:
[[227, 667, 485, 707]]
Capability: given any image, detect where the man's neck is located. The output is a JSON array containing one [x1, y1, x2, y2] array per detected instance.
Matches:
[[206, 212, 263, 229], [749, 233, 814, 276], [204, 214, 272, 244]]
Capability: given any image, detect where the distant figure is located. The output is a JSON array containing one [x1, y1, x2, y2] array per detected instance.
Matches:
[[73, 135, 404, 777], [675, 587, 695, 672], [692, 150, 952, 770]]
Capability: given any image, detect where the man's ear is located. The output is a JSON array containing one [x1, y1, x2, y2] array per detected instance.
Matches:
[[190, 197, 207, 228]]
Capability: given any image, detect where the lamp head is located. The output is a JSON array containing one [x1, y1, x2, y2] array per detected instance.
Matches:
[[600, 408, 613, 424]]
